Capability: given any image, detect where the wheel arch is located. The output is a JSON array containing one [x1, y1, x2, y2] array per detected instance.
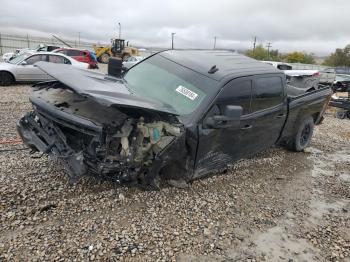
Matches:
[[0, 70, 16, 82]]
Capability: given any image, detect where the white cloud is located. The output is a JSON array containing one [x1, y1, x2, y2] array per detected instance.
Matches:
[[0, 0, 349, 55]]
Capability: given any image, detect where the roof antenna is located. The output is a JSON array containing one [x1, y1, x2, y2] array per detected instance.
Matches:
[[208, 65, 219, 74]]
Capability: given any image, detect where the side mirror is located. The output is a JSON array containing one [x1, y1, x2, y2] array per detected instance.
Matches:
[[203, 105, 242, 129], [223, 105, 242, 119]]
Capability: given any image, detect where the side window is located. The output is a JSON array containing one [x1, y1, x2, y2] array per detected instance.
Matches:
[[217, 79, 252, 114], [277, 64, 292, 70], [205, 104, 220, 118], [25, 55, 47, 65], [251, 76, 283, 112], [66, 50, 82, 56], [48, 55, 65, 64]]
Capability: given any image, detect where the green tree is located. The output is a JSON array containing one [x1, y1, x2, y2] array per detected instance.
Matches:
[[303, 53, 315, 64], [285, 52, 305, 63], [245, 44, 280, 61], [323, 44, 350, 66], [285, 51, 315, 64]]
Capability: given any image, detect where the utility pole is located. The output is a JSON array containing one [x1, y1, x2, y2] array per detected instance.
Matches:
[[253, 36, 257, 56], [213, 36, 217, 49], [118, 22, 121, 39], [78, 32, 81, 47], [266, 42, 272, 60], [171, 32, 176, 49], [27, 34, 30, 48], [0, 32, 2, 55]]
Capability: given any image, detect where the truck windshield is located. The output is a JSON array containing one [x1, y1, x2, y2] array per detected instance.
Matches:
[[123, 55, 218, 115]]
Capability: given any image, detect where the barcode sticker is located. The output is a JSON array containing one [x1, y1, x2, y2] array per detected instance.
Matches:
[[175, 85, 198, 100]]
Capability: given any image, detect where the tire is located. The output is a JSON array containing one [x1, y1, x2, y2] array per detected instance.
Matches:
[[289, 116, 314, 152], [99, 53, 110, 64], [346, 110, 350, 119], [0, 71, 14, 86], [335, 110, 347, 119]]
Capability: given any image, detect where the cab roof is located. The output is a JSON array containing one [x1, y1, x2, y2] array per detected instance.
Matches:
[[159, 50, 281, 81]]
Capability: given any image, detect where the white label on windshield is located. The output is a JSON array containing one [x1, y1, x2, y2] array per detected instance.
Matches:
[[175, 85, 198, 100]]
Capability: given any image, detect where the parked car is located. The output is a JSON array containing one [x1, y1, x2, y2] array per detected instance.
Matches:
[[2, 48, 32, 62], [2, 45, 61, 62], [333, 74, 350, 92], [289, 63, 336, 85], [2, 50, 20, 62], [329, 92, 350, 119], [0, 52, 88, 85], [122, 56, 145, 69], [17, 50, 331, 189], [261, 61, 293, 70], [284, 70, 320, 91], [262, 61, 321, 90], [53, 48, 98, 69]]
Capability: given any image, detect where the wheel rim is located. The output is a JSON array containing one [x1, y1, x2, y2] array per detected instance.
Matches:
[[101, 54, 109, 63], [300, 124, 311, 146]]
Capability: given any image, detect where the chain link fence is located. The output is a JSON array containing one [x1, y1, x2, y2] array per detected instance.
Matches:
[[0, 32, 161, 59], [0, 33, 99, 55]]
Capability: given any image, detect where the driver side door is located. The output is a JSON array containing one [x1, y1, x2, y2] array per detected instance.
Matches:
[[194, 77, 253, 179], [15, 54, 48, 81]]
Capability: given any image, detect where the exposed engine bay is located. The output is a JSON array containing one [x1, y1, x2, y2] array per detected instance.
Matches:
[[17, 83, 187, 187]]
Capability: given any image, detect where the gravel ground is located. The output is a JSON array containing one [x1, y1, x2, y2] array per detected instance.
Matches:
[[0, 84, 349, 261]]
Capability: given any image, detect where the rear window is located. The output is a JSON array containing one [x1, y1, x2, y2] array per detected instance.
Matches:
[[251, 76, 283, 112]]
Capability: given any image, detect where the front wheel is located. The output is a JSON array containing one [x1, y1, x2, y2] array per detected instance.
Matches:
[[0, 71, 14, 86], [289, 116, 314, 152], [99, 53, 110, 64]]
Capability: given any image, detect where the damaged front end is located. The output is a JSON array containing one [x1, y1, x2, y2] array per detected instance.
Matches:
[[17, 83, 188, 187]]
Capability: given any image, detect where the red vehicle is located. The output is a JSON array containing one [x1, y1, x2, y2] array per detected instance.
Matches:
[[53, 48, 98, 69]]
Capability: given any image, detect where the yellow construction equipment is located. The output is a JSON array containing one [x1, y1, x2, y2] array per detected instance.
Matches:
[[93, 39, 139, 64]]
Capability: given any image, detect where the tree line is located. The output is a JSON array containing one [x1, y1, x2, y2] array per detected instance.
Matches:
[[245, 44, 350, 67]]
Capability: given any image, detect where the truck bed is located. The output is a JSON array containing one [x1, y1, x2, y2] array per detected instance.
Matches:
[[279, 86, 332, 144]]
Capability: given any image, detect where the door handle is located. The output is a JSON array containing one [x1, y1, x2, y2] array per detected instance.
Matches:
[[276, 113, 285, 119], [241, 124, 252, 130]]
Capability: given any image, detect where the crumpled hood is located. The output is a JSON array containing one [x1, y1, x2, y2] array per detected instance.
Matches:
[[35, 61, 178, 115]]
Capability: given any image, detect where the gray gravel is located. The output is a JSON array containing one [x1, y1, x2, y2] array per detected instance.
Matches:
[[0, 85, 349, 261]]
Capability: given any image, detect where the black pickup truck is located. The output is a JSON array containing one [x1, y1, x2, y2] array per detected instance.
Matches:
[[17, 50, 331, 188]]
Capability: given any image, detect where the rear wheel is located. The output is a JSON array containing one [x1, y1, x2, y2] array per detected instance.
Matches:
[[347, 110, 350, 119], [335, 110, 347, 119], [288, 116, 314, 152], [0, 71, 14, 86], [99, 53, 110, 64]]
